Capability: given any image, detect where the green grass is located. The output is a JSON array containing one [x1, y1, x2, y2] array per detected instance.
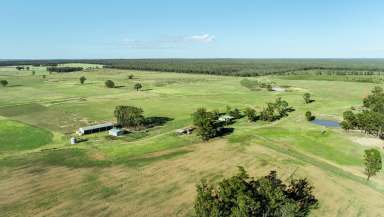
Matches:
[[0, 64, 383, 217], [0, 120, 53, 152]]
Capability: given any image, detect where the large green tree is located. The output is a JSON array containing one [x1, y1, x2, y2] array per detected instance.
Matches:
[[114, 105, 145, 129], [364, 149, 382, 181], [194, 167, 318, 217], [192, 108, 222, 141]]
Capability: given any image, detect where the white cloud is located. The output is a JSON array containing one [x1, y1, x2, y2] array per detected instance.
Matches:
[[120, 34, 215, 49], [185, 34, 215, 43]]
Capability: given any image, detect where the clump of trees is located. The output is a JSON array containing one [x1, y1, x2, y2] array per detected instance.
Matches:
[[303, 93, 313, 104], [46, 66, 83, 73], [194, 167, 318, 217], [105, 80, 115, 88], [341, 87, 384, 138], [16, 66, 25, 70], [0, 80, 8, 87], [134, 83, 143, 91], [226, 106, 242, 119], [192, 108, 224, 141], [114, 105, 145, 129], [305, 111, 315, 121], [244, 107, 257, 122], [80, 76, 87, 84], [364, 148, 382, 181], [260, 97, 292, 121]]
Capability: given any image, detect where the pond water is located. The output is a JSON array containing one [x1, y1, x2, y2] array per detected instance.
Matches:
[[311, 119, 340, 128]]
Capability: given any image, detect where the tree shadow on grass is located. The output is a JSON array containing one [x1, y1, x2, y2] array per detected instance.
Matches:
[[144, 116, 173, 128], [140, 88, 153, 92], [7, 85, 24, 87], [114, 85, 126, 88], [218, 127, 235, 137]]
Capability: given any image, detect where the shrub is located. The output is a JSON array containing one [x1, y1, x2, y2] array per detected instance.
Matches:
[[80, 76, 87, 84], [105, 80, 115, 88], [305, 111, 315, 121], [0, 80, 8, 87], [134, 83, 143, 91]]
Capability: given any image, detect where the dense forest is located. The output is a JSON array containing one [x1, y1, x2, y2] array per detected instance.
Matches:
[[2, 59, 384, 76]]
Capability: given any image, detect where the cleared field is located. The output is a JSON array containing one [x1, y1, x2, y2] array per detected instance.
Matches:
[[0, 64, 383, 216]]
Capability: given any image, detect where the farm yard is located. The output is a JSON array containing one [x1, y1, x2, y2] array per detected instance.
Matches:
[[0, 61, 384, 217]]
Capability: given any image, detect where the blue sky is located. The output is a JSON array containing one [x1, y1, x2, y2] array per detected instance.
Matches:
[[1, 0, 384, 59]]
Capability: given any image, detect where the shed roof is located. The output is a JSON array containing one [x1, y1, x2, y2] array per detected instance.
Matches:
[[80, 122, 114, 131]]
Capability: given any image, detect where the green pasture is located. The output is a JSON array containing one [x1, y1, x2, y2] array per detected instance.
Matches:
[[0, 64, 383, 217]]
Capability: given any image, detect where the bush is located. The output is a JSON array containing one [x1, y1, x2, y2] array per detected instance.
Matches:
[[244, 107, 257, 122], [0, 80, 8, 87], [105, 80, 115, 88], [134, 83, 143, 91], [80, 76, 87, 84], [303, 93, 312, 104], [305, 111, 315, 121]]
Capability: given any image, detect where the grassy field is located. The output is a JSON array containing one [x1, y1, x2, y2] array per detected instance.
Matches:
[[0, 64, 383, 216]]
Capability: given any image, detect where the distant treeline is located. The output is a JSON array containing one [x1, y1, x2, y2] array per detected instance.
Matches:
[[47, 66, 83, 73], [2, 59, 384, 76]]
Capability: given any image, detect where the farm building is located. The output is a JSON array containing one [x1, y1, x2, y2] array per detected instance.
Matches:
[[176, 127, 195, 135], [77, 123, 114, 135], [218, 115, 234, 122], [109, 128, 125, 137], [272, 86, 286, 92]]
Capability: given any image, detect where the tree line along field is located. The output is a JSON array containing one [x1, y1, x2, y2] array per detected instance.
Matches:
[[0, 63, 383, 216], [3, 58, 384, 77]]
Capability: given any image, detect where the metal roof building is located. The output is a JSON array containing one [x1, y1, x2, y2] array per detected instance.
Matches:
[[78, 123, 114, 135], [109, 128, 125, 137]]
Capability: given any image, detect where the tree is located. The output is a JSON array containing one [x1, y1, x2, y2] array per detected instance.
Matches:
[[305, 111, 315, 121], [192, 108, 222, 141], [105, 80, 115, 88], [32, 71, 36, 76], [303, 93, 312, 104], [340, 120, 353, 131], [226, 106, 242, 119], [80, 76, 87, 85], [194, 167, 318, 217], [128, 74, 134, 79], [114, 105, 145, 129], [244, 107, 257, 122], [363, 86, 384, 113], [364, 149, 382, 180], [0, 80, 8, 87], [134, 83, 143, 91], [260, 98, 292, 122], [26, 66, 30, 70], [42, 75, 46, 79]]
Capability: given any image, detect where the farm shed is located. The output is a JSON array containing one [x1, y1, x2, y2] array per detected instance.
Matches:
[[109, 128, 125, 137], [77, 123, 114, 135], [218, 115, 234, 122], [176, 127, 195, 135]]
